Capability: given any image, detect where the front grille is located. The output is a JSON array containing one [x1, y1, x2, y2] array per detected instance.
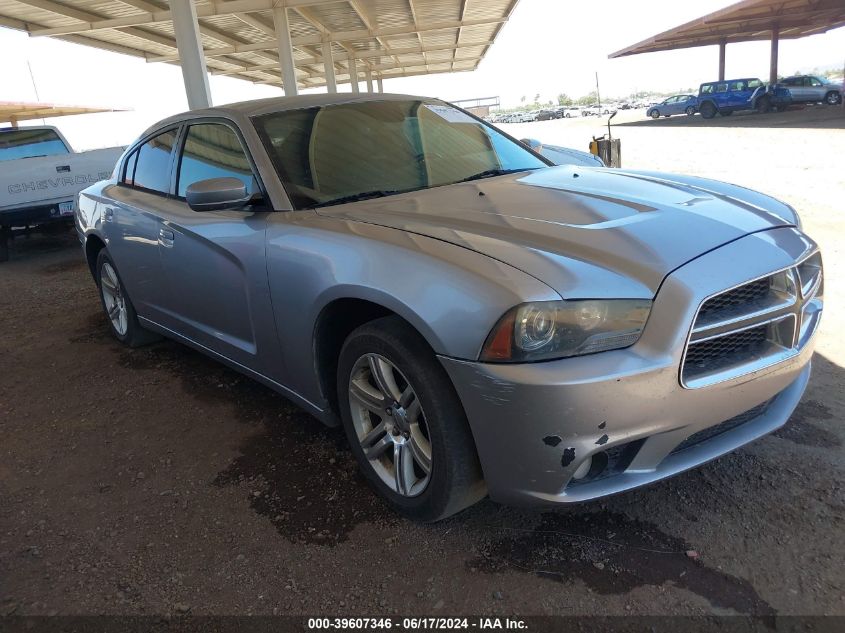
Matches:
[[680, 256, 823, 388], [684, 325, 768, 376], [672, 400, 771, 454], [696, 278, 771, 323]]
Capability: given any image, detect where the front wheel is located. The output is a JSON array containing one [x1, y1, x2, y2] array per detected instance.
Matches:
[[755, 96, 771, 113], [96, 250, 159, 347], [825, 91, 841, 105], [699, 101, 717, 119], [649, 110, 660, 119], [337, 316, 486, 521]]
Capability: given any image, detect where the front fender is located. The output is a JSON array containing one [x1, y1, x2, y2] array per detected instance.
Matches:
[[264, 214, 559, 405]]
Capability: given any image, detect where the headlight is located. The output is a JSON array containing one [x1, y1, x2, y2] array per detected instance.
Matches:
[[480, 299, 652, 362]]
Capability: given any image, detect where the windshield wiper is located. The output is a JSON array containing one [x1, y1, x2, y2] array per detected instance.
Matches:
[[455, 168, 537, 184], [311, 189, 401, 209]]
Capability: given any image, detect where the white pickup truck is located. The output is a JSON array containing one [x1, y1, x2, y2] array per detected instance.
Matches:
[[1, 125, 123, 260]]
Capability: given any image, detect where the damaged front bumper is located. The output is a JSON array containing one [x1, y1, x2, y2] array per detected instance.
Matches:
[[440, 227, 820, 506]]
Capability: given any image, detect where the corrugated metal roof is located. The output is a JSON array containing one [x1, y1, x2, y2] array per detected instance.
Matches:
[[0, 0, 519, 90], [609, 0, 845, 58], [0, 100, 126, 124]]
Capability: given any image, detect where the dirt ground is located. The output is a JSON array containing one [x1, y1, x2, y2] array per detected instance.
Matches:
[[1, 106, 844, 618]]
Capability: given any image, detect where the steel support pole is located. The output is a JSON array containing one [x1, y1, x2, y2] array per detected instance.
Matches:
[[718, 40, 726, 81], [169, 0, 212, 109], [349, 54, 359, 93], [769, 25, 779, 85], [377, 77, 384, 93], [321, 39, 337, 93], [273, 7, 298, 96], [365, 67, 374, 92]]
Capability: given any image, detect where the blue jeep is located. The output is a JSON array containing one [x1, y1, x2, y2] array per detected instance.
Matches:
[[697, 78, 792, 119]]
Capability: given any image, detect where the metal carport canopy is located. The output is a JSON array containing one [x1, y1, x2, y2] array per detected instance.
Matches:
[[608, 0, 845, 83], [0, 0, 519, 108], [0, 101, 126, 126]]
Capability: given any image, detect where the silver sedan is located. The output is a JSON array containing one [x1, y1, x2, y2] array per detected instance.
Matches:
[[76, 94, 823, 520]]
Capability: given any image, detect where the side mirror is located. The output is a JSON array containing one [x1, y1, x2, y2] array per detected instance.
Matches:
[[185, 177, 251, 212]]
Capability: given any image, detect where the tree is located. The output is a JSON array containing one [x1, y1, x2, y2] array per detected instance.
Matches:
[[534, 93, 540, 103], [576, 91, 599, 106], [557, 93, 573, 106]]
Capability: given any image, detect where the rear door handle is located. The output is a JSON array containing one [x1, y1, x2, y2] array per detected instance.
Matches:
[[159, 228, 175, 247]]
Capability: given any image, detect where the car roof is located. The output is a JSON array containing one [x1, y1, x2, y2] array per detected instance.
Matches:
[[701, 78, 760, 85]]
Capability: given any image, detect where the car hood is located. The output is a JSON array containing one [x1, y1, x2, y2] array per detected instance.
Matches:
[[316, 165, 798, 298]]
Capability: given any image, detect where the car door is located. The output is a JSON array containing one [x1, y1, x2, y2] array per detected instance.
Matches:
[[153, 120, 280, 376], [727, 80, 752, 107], [782, 77, 804, 101], [99, 128, 178, 323], [806, 77, 825, 101]]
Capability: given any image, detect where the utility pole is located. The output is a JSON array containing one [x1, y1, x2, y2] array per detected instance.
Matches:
[[595, 71, 601, 108]]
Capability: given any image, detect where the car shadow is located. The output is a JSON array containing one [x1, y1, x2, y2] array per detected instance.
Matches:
[[616, 106, 845, 130]]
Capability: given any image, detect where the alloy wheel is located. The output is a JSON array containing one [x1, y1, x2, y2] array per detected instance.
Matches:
[[100, 262, 128, 336], [348, 353, 433, 497]]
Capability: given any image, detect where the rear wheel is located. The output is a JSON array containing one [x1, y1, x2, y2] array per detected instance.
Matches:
[[337, 316, 485, 521], [96, 250, 159, 347], [699, 101, 717, 119], [685, 105, 696, 116], [825, 91, 841, 105]]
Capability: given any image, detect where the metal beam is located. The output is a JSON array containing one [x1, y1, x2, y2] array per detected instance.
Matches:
[[209, 40, 493, 76], [273, 7, 299, 96], [718, 39, 726, 81], [349, 53, 359, 93], [769, 24, 779, 85], [170, 0, 212, 109], [321, 38, 337, 93]]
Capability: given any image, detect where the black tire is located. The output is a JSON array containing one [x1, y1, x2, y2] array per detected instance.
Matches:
[[96, 249, 160, 347], [699, 101, 717, 119], [825, 91, 841, 105], [337, 316, 486, 521], [685, 106, 696, 116], [755, 96, 771, 113], [649, 110, 660, 119]]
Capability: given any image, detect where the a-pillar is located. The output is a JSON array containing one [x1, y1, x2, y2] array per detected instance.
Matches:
[[273, 6, 299, 96], [169, 0, 212, 109]]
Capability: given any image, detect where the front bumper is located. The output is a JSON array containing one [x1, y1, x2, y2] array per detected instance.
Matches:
[[441, 227, 820, 506]]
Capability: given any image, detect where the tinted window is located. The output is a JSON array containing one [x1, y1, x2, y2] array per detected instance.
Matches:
[[783, 77, 799, 85], [255, 99, 547, 209], [176, 123, 256, 198], [809, 77, 823, 87], [131, 129, 177, 194], [747, 79, 762, 89], [715, 83, 729, 93], [729, 80, 746, 91], [0, 128, 69, 162], [700, 84, 714, 95]]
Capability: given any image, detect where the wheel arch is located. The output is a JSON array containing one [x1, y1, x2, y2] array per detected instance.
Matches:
[[84, 233, 107, 279], [312, 295, 439, 423]]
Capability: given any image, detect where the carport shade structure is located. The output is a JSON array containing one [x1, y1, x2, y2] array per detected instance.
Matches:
[[0, 0, 520, 109], [0, 101, 126, 126], [608, 0, 845, 85]]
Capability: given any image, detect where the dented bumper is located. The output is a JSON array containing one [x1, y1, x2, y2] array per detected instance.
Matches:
[[439, 227, 820, 506]]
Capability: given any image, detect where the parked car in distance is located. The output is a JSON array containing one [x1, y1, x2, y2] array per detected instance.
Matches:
[[536, 109, 556, 121], [76, 94, 823, 521], [554, 106, 573, 118], [777, 75, 842, 105], [0, 125, 123, 261], [647, 94, 698, 118], [697, 78, 791, 119]]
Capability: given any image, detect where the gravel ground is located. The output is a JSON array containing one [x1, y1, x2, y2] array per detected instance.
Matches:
[[1, 106, 843, 617]]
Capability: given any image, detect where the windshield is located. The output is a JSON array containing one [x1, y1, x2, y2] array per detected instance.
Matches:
[[253, 99, 549, 209], [0, 128, 69, 162]]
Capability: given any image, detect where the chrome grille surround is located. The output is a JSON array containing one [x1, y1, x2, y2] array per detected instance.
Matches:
[[681, 251, 823, 389]]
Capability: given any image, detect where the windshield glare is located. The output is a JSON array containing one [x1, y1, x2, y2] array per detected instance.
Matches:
[[254, 99, 548, 209]]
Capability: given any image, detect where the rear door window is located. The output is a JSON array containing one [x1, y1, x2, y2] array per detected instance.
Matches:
[[176, 123, 257, 198], [0, 128, 69, 162], [715, 83, 729, 93], [130, 129, 178, 194]]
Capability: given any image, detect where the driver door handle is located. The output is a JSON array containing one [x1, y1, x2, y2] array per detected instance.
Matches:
[[159, 228, 175, 247]]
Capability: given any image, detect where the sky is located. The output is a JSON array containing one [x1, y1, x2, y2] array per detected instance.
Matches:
[[1, 0, 843, 150]]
